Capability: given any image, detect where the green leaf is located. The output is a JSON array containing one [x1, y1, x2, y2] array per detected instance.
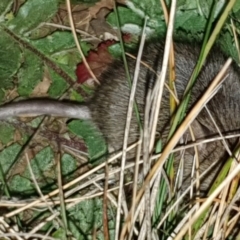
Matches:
[[0, 30, 22, 83], [68, 198, 111, 239], [219, 31, 240, 63], [0, 143, 22, 174], [31, 31, 91, 55], [23, 146, 54, 179], [0, 123, 15, 145], [52, 228, 67, 240], [55, 62, 77, 80], [107, 7, 158, 37], [233, 0, 240, 13], [7, 0, 59, 35], [70, 90, 84, 102], [67, 198, 116, 239], [0, 0, 13, 19], [48, 68, 68, 97], [107, 6, 143, 27], [175, 10, 207, 32], [61, 154, 77, 176], [31, 31, 77, 54], [128, 0, 163, 18], [68, 120, 107, 161], [29, 116, 43, 128], [9, 175, 34, 193], [107, 3, 166, 37], [17, 49, 43, 96]]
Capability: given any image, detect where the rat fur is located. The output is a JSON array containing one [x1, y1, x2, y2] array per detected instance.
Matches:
[[89, 42, 240, 192]]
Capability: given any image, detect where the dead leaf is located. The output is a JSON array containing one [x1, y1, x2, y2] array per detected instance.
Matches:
[[89, 0, 114, 18]]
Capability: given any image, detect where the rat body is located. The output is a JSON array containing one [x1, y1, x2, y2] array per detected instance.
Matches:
[[1, 42, 240, 193], [90, 43, 240, 192]]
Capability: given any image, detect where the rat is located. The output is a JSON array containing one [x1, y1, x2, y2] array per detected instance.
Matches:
[[0, 42, 239, 193]]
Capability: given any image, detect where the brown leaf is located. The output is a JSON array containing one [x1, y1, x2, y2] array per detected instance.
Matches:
[[76, 40, 116, 83], [89, 0, 114, 18]]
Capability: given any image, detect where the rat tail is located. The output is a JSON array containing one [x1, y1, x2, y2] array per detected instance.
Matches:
[[0, 99, 91, 120]]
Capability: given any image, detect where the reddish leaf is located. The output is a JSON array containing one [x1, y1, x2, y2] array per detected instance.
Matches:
[[76, 40, 116, 84]]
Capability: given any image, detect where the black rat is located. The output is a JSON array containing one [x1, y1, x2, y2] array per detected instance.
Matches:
[[0, 42, 240, 193]]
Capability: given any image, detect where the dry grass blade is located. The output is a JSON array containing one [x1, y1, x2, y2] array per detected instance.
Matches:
[[115, 16, 148, 239], [0, 217, 22, 240], [175, 157, 240, 239], [0, 232, 57, 240]]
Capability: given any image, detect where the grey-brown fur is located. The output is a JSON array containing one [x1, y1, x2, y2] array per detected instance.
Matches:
[[89, 43, 240, 192]]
